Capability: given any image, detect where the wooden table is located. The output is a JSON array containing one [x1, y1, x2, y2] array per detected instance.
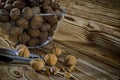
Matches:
[[0, 0, 120, 80]]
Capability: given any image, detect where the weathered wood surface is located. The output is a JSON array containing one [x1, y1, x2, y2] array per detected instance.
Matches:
[[0, 0, 120, 80]]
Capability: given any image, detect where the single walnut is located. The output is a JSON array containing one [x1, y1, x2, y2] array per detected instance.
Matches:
[[10, 8, 20, 20], [30, 59, 45, 71], [42, 5, 53, 11], [22, 7, 33, 20], [51, 45, 62, 57], [16, 17, 28, 28], [30, 15, 43, 29], [9, 26, 23, 36], [64, 55, 77, 67], [4, 4, 13, 11], [45, 54, 57, 66], [0, 22, 12, 34], [38, 32, 48, 44], [32, 7, 41, 14], [27, 28, 40, 38], [16, 44, 30, 58], [51, 3, 60, 10], [13, 1, 25, 9], [40, 23, 50, 32], [19, 32, 31, 44], [27, 38, 39, 46], [0, 9, 10, 22]]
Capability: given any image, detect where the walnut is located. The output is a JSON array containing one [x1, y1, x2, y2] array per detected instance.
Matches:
[[12, 1, 25, 9], [42, 5, 53, 11], [64, 55, 77, 67], [38, 32, 48, 44], [51, 45, 62, 57], [19, 32, 31, 44], [4, 4, 13, 11], [32, 7, 41, 14], [0, 9, 10, 22], [10, 8, 20, 20], [30, 15, 43, 29], [27, 38, 39, 46], [40, 23, 50, 32], [9, 26, 23, 36], [45, 54, 57, 66], [51, 3, 60, 10], [22, 7, 33, 20], [16, 44, 30, 58], [27, 28, 40, 38], [30, 59, 45, 71], [16, 17, 28, 29], [0, 22, 12, 34]]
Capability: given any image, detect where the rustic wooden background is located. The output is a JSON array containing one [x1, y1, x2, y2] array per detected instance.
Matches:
[[0, 0, 120, 80]]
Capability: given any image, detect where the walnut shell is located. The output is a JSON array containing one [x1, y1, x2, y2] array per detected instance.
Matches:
[[51, 45, 62, 57], [19, 32, 31, 44], [0, 22, 12, 34], [40, 23, 50, 32], [4, 4, 13, 11], [27, 28, 40, 38], [6, 0, 13, 4], [51, 3, 60, 10], [45, 54, 57, 66], [13, 1, 25, 9], [0, 2, 5, 9], [16, 17, 28, 28], [30, 59, 45, 71], [16, 44, 27, 51], [27, 38, 39, 46], [10, 8, 20, 20], [64, 55, 77, 67], [30, 15, 43, 29], [0, 9, 10, 22], [32, 7, 41, 14], [9, 26, 23, 36], [22, 7, 33, 20], [16, 44, 30, 58], [38, 32, 48, 44]]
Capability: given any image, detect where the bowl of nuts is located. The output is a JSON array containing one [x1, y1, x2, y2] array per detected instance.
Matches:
[[0, 0, 66, 48]]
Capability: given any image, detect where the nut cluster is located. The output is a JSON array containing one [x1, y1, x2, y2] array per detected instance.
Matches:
[[0, 0, 63, 46]]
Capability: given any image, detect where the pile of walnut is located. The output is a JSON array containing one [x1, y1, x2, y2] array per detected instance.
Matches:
[[0, 0, 62, 46], [16, 44, 77, 79]]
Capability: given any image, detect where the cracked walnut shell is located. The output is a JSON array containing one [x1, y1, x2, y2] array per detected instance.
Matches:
[[51, 45, 62, 57]]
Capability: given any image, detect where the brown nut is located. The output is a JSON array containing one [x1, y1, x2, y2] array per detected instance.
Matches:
[[30, 15, 43, 29], [19, 32, 31, 44], [40, 23, 50, 32], [27, 38, 39, 46], [27, 28, 40, 38], [32, 7, 41, 14], [51, 45, 62, 57], [38, 32, 48, 44], [10, 8, 20, 20], [13, 1, 25, 9], [64, 55, 77, 67], [22, 7, 33, 20], [45, 54, 57, 66], [16, 44, 27, 51], [16, 17, 28, 28], [16, 44, 30, 58], [29, 0, 40, 7], [30, 59, 45, 71], [51, 3, 60, 10]]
